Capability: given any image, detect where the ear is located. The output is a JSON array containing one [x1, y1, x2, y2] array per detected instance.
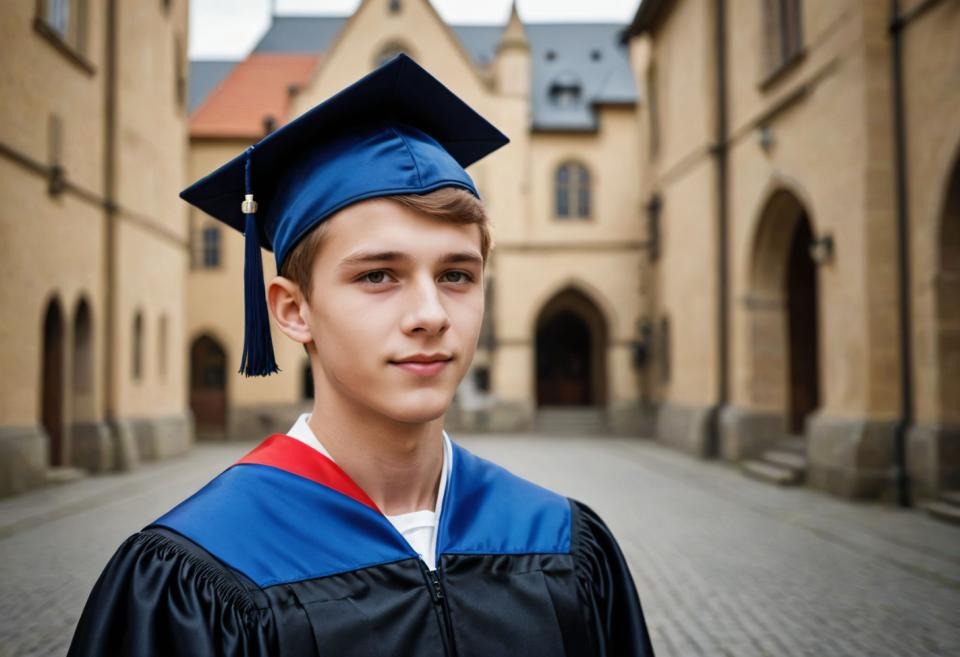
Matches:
[[267, 275, 313, 347]]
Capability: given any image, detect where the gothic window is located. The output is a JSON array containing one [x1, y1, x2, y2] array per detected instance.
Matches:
[[201, 225, 221, 268], [555, 162, 591, 219]]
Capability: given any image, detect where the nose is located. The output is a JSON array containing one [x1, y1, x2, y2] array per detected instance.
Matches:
[[401, 274, 450, 337]]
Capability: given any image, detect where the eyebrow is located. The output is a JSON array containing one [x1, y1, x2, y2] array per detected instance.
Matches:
[[338, 250, 484, 268]]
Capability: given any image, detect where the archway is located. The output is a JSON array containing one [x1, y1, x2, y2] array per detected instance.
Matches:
[[535, 288, 608, 407], [72, 298, 95, 424], [189, 334, 227, 435], [41, 297, 65, 466], [747, 189, 820, 436], [937, 154, 960, 427]]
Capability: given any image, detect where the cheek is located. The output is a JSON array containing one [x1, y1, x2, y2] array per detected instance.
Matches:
[[310, 302, 385, 376], [451, 291, 485, 338]]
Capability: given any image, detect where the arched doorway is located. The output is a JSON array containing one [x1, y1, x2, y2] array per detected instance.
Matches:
[[41, 297, 65, 466], [747, 189, 820, 437], [786, 218, 819, 433], [190, 335, 227, 436], [937, 155, 960, 431], [535, 288, 608, 407], [72, 298, 95, 424]]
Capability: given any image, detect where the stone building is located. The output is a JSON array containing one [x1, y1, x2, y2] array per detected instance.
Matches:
[[0, 0, 192, 497], [186, 0, 650, 441], [625, 0, 959, 502]]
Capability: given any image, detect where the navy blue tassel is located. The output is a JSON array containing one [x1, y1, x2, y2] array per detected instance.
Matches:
[[238, 146, 280, 377]]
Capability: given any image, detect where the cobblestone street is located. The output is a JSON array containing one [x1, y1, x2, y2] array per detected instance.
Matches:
[[1, 435, 957, 657]]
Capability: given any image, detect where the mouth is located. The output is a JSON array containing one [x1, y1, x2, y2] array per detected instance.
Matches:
[[389, 354, 453, 377]]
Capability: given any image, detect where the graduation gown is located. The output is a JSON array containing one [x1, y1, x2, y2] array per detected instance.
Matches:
[[67, 434, 655, 656]]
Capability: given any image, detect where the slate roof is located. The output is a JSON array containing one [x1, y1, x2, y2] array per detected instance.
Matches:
[[188, 15, 636, 133], [188, 60, 239, 113]]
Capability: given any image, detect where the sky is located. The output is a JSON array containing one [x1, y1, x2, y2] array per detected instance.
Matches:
[[189, 0, 642, 59]]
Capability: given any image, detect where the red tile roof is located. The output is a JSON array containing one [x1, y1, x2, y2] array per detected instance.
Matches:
[[190, 54, 320, 139]]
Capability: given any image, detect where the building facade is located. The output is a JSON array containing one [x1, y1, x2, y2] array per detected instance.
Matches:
[[0, 0, 192, 497], [186, 0, 651, 441], [625, 0, 959, 501]]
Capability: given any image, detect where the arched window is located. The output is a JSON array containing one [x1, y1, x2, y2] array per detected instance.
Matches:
[[375, 42, 411, 67], [42, 296, 66, 466], [73, 298, 93, 395], [73, 297, 96, 424], [132, 310, 144, 381], [555, 162, 591, 219]]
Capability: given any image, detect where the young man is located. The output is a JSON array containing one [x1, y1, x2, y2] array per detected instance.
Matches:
[[68, 54, 654, 657]]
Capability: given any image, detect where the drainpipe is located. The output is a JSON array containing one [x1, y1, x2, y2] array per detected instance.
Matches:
[[707, 0, 730, 457], [888, 0, 951, 511], [103, 0, 118, 427], [888, 0, 927, 508]]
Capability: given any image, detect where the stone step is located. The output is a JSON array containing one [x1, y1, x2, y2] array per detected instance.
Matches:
[[763, 449, 807, 473], [778, 438, 807, 455], [741, 460, 802, 486], [921, 501, 960, 527], [938, 490, 960, 508], [44, 466, 87, 486], [535, 410, 609, 434]]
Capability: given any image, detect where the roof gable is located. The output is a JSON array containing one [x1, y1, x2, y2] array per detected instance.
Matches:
[[189, 15, 637, 134]]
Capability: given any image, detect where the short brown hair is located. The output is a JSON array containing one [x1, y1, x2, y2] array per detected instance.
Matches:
[[279, 186, 492, 305]]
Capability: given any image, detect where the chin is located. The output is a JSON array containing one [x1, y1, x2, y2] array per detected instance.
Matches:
[[379, 391, 453, 425]]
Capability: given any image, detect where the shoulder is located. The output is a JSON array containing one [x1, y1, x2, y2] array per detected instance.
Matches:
[[68, 528, 273, 657], [440, 441, 573, 555], [149, 462, 416, 587], [115, 528, 264, 611]]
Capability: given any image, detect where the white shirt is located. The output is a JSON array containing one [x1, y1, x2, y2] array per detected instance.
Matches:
[[285, 413, 451, 571]]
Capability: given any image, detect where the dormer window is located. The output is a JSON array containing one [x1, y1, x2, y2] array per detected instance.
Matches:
[[548, 72, 582, 107]]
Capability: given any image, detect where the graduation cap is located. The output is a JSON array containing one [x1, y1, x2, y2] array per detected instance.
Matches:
[[180, 53, 510, 377]]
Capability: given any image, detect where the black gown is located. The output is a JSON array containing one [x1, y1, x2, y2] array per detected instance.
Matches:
[[67, 434, 655, 657]]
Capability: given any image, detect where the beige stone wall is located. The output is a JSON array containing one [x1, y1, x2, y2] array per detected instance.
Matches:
[[638, 0, 905, 419], [111, 0, 190, 420], [630, 0, 718, 409], [0, 0, 108, 434], [901, 0, 960, 428], [0, 0, 191, 491], [628, 0, 958, 495]]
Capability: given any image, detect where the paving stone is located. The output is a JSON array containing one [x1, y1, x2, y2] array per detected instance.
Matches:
[[0, 435, 958, 656]]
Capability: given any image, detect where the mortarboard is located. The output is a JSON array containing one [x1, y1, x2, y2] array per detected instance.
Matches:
[[180, 53, 510, 377]]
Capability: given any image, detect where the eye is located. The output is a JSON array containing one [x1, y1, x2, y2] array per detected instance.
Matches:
[[358, 270, 394, 285], [440, 270, 473, 284]]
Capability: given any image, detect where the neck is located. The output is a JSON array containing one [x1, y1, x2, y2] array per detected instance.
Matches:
[[307, 392, 445, 517]]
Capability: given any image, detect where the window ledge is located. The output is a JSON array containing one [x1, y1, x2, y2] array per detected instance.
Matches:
[[34, 17, 95, 76], [758, 48, 805, 92]]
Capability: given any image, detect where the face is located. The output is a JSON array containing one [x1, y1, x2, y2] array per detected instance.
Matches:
[[289, 197, 484, 425]]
